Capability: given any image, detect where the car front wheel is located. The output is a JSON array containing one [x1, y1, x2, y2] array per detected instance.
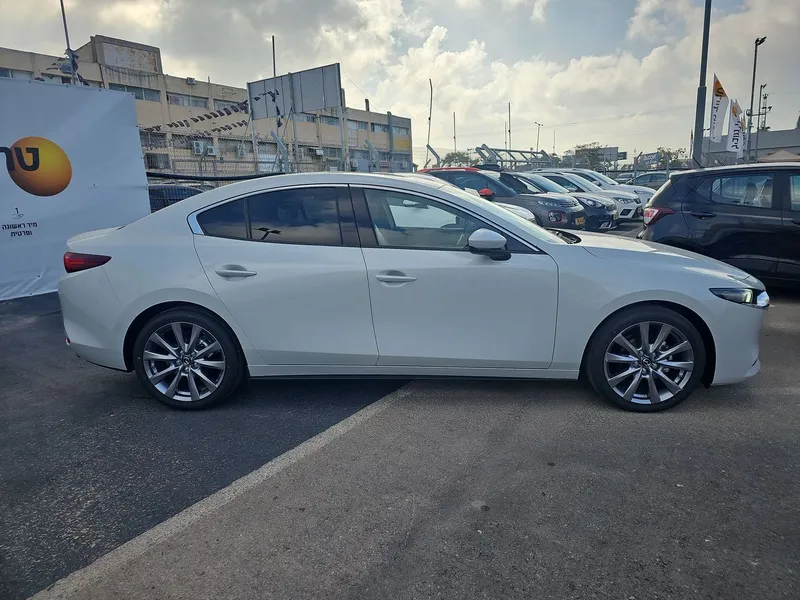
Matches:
[[586, 306, 706, 412], [133, 308, 243, 409]]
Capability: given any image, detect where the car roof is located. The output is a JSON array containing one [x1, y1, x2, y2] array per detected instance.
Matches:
[[674, 162, 800, 178]]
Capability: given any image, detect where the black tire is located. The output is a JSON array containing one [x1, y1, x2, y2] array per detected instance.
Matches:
[[133, 308, 244, 409], [585, 305, 706, 412]]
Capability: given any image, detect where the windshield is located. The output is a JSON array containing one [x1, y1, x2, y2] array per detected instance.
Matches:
[[584, 170, 618, 185], [481, 171, 518, 196], [565, 173, 603, 192], [519, 173, 569, 193], [503, 174, 543, 194], [441, 184, 566, 245]]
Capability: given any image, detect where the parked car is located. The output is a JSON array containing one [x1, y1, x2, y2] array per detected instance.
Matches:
[[498, 171, 618, 232], [615, 172, 635, 184], [551, 168, 655, 203], [148, 184, 203, 212], [639, 163, 800, 285], [631, 171, 669, 190], [59, 172, 768, 412], [534, 171, 642, 221], [420, 167, 586, 229]]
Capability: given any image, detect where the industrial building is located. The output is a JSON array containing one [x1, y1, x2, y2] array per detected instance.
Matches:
[[0, 35, 413, 174]]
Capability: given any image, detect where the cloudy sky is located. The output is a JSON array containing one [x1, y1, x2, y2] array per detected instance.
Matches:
[[3, 0, 799, 164]]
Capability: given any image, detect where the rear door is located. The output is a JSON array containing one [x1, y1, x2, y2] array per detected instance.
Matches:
[[193, 185, 378, 366], [683, 170, 781, 278], [777, 171, 800, 279]]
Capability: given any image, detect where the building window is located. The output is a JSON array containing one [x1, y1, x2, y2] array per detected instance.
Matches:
[[324, 147, 342, 158], [170, 134, 191, 149], [371, 123, 390, 134], [167, 92, 208, 108], [392, 126, 410, 136], [320, 116, 339, 127], [218, 139, 253, 156], [140, 131, 167, 148], [296, 113, 317, 123], [0, 68, 33, 80], [214, 99, 240, 111], [348, 120, 368, 131], [379, 152, 392, 161], [109, 83, 161, 102]]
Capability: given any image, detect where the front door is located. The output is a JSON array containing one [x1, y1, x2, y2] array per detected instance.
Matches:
[[683, 170, 782, 278], [192, 186, 378, 366], [353, 186, 558, 369], [778, 171, 800, 279]]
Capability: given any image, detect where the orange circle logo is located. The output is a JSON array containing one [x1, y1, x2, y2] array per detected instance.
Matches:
[[4, 137, 72, 196]]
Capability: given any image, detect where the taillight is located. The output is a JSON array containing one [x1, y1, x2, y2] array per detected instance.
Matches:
[[63, 252, 111, 273], [643, 207, 674, 227]]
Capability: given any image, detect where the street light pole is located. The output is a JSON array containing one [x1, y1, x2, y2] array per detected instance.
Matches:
[[535, 122, 543, 152], [747, 36, 767, 161], [59, 0, 77, 83], [691, 0, 713, 168]]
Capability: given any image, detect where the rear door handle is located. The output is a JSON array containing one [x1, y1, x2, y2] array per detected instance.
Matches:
[[215, 266, 257, 278], [690, 211, 717, 219], [375, 274, 417, 283]]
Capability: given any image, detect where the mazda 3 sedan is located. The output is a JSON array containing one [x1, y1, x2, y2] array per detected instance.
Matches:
[[59, 172, 768, 412]]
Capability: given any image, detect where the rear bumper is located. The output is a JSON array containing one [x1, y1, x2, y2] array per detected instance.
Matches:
[[58, 267, 127, 371]]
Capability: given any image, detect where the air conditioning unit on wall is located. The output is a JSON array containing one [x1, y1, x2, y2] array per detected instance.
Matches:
[[205, 145, 218, 157], [192, 140, 205, 155]]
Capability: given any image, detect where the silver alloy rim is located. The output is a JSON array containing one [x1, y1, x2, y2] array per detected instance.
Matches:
[[603, 321, 694, 405], [142, 322, 226, 402]]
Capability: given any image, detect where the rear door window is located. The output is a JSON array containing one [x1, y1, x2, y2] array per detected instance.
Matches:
[[789, 175, 800, 212], [197, 198, 248, 239], [248, 187, 342, 245], [706, 173, 775, 209]]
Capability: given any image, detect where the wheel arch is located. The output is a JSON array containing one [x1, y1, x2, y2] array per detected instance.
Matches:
[[123, 301, 247, 371], [579, 300, 716, 388]]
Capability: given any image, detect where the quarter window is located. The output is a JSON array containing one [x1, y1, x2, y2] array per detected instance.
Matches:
[[790, 175, 800, 211], [707, 173, 774, 208], [248, 188, 342, 245], [197, 198, 247, 239]]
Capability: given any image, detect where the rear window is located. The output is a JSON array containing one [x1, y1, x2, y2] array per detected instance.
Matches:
[[646, 179, 675, 207]]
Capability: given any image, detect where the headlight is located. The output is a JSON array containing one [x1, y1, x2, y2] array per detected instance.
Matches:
[[537, 200, 561, 207], [615, 196, 633, 203], [710, 288, 770, 308], [580, 198, 601, 208]]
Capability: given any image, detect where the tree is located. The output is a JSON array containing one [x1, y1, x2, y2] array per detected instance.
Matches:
[[441, 151, 476, 167], [573, 142, 606, 169], [655, 147, 687, 169]]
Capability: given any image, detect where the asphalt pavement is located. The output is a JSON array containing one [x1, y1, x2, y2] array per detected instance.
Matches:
[[0, 293, 401, 600]]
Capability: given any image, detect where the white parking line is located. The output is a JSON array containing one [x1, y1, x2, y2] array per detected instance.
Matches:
[[31, 383, 415, 600]]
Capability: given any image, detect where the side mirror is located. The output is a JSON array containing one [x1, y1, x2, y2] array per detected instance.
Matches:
[[478, 188, 494, 199], [468, 229, 511, 261]]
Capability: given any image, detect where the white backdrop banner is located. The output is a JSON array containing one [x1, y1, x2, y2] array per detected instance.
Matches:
[[0, 79, 149, 301]]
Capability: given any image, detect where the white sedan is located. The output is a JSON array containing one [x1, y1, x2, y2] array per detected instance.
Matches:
[[58, 172, 768, 412]]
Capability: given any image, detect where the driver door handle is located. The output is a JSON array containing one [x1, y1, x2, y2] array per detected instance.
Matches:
[[375, 273, 417, 283], [690, 211, 717, 219]]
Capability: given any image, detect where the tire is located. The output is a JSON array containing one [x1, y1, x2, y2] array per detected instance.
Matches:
[[133, 308, 244, 409], [585, 306, 706, 412]]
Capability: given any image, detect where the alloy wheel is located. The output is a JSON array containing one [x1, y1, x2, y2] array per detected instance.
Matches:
[[603, 321, 694, 405], [142, 322, 227, 402]]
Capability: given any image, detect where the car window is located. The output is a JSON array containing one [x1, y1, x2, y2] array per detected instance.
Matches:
[[544, 174, 579, 192], [500, 174, 538, 194], [197, 198, 247, 239], [452, 173, 506, 196], [364, 188, 511, 251], [706, 173, 774, 208], [790, 175, 800, 211], [247, 187, 342, 245]]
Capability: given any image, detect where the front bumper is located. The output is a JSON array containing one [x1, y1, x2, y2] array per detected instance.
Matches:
[[709, 300, 767, 386]]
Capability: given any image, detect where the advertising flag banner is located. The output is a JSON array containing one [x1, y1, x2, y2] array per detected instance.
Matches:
[[0, 79, 149, 300], [710, 74, 729, 143], [726, 100, 744, 155]]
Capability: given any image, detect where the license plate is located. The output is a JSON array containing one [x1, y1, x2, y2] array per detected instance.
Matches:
[[576, 217, 585, 226]]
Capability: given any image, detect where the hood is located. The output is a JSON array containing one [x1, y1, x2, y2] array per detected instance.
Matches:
[[576, 232, 760, 284], [591, 189, 639, 202], [573, 193, 616, 208], [616, 183, 655, 196], [495, 202, 534, 220], [517, 192, 579, 208]]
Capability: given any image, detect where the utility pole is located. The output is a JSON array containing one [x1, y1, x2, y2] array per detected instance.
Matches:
[[747, 36, 767, 161], [453, 112, 457, 153], [508, 103, 512, 149], [535, 122, 543, 152], [504, 121, 507, 150], [424, 79, 433, 168], [59, 0, 78, 84], [691, 0, 712, 168], [552, 130, 556, 155]]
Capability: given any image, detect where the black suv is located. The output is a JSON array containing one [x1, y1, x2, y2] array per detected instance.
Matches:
[[420, 167, 586, 230], [639, 163, 800, 284]]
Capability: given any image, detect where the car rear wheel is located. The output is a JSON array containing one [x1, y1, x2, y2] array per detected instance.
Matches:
[[133, 308, 243, 409], [586, 306, 706, 412]]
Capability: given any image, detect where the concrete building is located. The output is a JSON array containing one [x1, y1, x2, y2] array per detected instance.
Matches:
[[704, 126, 800, 166], [0, 35, 413, 175]]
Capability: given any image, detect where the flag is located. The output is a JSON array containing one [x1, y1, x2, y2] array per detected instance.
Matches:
[[709, 74, 729, 143], [726, 100, 744, 156]]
